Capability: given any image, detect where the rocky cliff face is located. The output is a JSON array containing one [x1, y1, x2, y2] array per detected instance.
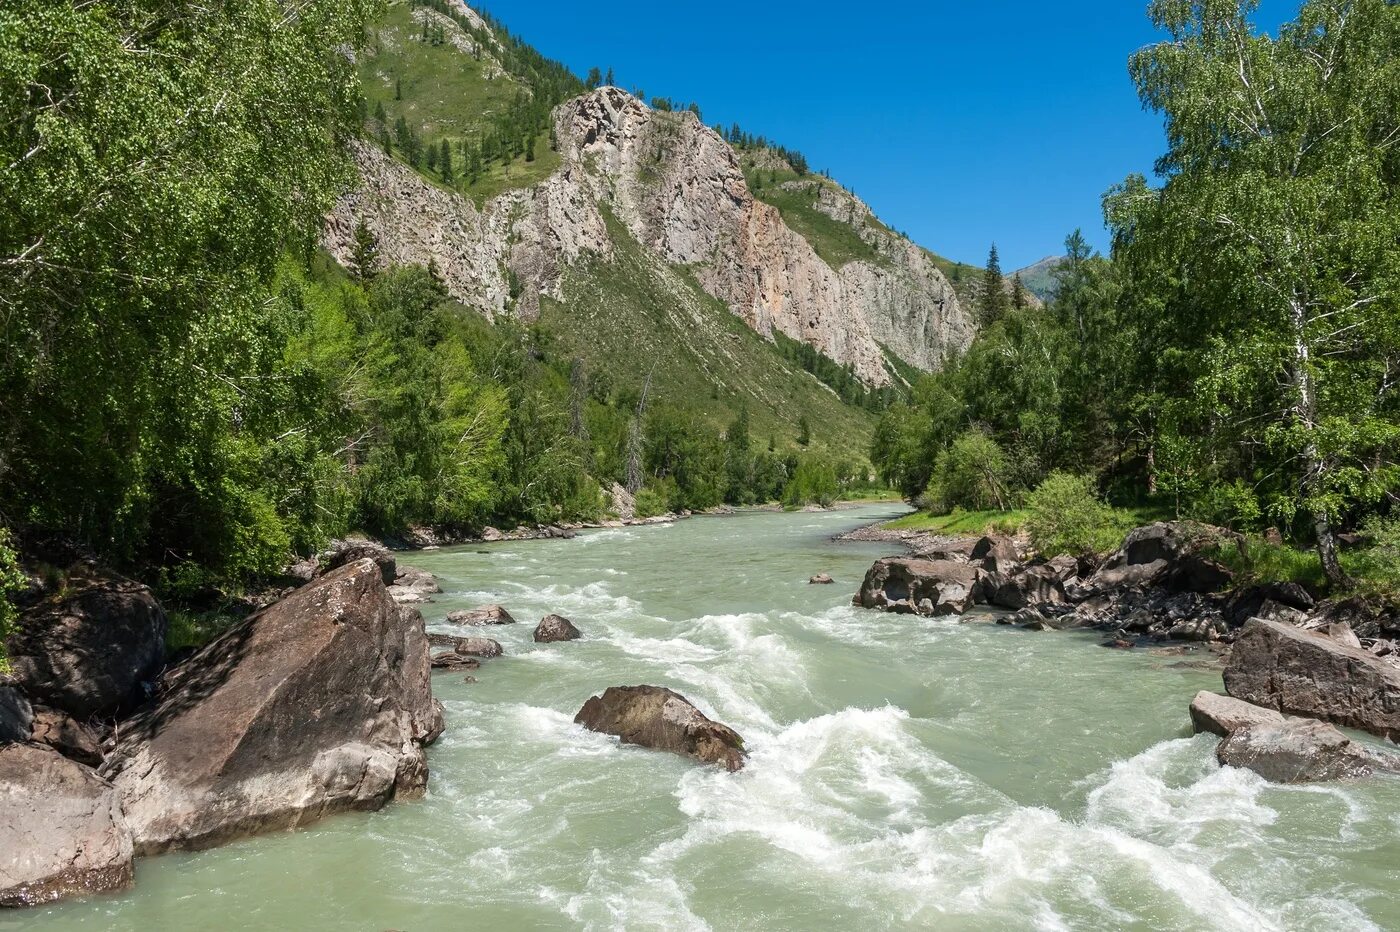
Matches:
[[327, 15, 974, 385]]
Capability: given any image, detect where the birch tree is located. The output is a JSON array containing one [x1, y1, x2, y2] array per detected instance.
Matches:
[[1107, 0, 1400, 587]]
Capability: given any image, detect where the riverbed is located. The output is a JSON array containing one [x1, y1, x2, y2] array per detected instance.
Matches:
[[20, 505, 1400, 930]]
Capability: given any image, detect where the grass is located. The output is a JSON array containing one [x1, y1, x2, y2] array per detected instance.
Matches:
[[883, 509, 1034, 536], [538, 208, 878, 460], [743, 165, 890, 271], [1206, 535, 1399, 597]]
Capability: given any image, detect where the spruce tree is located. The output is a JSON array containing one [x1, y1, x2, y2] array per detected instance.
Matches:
[[439, 139, 453, 182], [350, 218, 378, 283], [1011, 273, 1028, 310], [976, 243, 1008, 326], [585, 67, 601, 90], [604, 66, 615, 87]]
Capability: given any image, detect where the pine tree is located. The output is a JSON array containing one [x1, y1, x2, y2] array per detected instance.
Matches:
[[797, 414, 811, 447], [373, 101, 387, 125], [350, 218, 378, 283], [425, 141, 438, 172], [585, 67, 601, 90], [1011, 273, 1029, 310], [976, 243, 1008, 326], [525, 135, 536, 162], [439, 139, 453, 182], [395, 76, 402, 101], [604, 66, 615, 87]]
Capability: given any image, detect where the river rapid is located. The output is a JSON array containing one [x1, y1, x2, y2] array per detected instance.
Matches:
[[18, 505, 1400, 931]]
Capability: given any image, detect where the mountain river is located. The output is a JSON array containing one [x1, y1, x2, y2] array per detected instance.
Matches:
[[18, 505, 1400, 930]]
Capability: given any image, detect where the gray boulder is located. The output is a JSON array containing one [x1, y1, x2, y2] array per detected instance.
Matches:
[[1088, 522, 1233, 594], [534, 614, 581, 643], [808, 574, 835, 585], [1224, 618, 1400, 740], [102, 559, 442, 855], [1188, 691, 1285, 737], [983, 564, 1066, 611], [6, 566, 167, 719], [1216, 719, 1400, 783], [387, 565, 440, 605], [970, 535, 1020, 572], [29, 706, 104, 767], [0, 743, 134, 907], [324, 539, 396, 585], [854, 558, 981, 617], [575, 686, 746, 771], [446, 604, 516, 626]]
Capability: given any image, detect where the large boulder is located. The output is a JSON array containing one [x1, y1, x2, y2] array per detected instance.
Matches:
[[970, 535, 1020, 572], [1216, 719, 1400, 783], [1224, 618, 1400, 740], [854, 558, 981, 617], [6, 566, 167, 719], [387, 565, 440, 605], [534, 614, 581, 643], [323, 539, 396, 585], [29, 707, 104, 767], [982, 564, 1066, 611], [446, 604, 516, 626], [1188, 691, 1285, 737], [575, 686, 746, 772], [0, 744, 134, 907], [1088, 522, 1233, 594], [101, 559, 442, 855]]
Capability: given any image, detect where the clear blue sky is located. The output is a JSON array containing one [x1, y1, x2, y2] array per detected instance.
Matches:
[[480, 0, 1298, 270]]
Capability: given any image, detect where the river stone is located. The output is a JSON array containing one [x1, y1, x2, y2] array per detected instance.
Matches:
[[809, 574, 835, 585], [983, 564, 1066, 611], [446, 604, 516, 626], [0, 743, 134, 907], [1216, 719, 1400, 783], [102, 559, 443, 855], [575, 686, 746, 772], [854, 558, 981, 617], [388, 565, 440, 605], [430, 652, 481, 671], [970, 535, 1019, 572], [1189, 691, 1285, 737], [534, 614, 581, 643], [1224, 618, 1400, 740], [6, 566, 167, 719]]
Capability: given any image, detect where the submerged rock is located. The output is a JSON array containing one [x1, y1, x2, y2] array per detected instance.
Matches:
[[809, 573, 835, 585], [0, 743, 134, 907], [388, 565, 441, 605], [534, 614, 581, 643], [429, 652, 481, 671], [854, 558, 980, 617], [102, 559, 442, 855], [6, 566, 167, 719], [446, 604, 516, 626], [1188, 691, 1285, 738], [1224, 618, 1400, 740], [574, 686, 746, 771], [1216, 719, 1400, 783]]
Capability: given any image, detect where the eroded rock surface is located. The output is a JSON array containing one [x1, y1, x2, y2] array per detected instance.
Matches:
[[0, 744, 134, 907], [854, 558, 980, 616], [534, 614, 581, 643], [1189, 691, 1286, 738], [575, 685, 745, 771], [447, 605, 516, 626], [102, 559, 441, 855], [1216, 719, 1400, 783]]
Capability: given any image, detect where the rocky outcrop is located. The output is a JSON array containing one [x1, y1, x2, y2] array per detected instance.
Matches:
[[387, 565, 440, 605], [534, 614, 581, 642], [324, 539, 397, 585], [447, 605, 516, 626], [575, 686, 745, 772], [0, 686, 31, 744], [1224, 618, 1400, 740], [328, 84, 975, 386], [1086, 522, 1234, 595], [809, 573, 834, 585], [1188, 691, 1285, 738], [102, 559, 442, 855], [0, 743, 134, 907], [1216, 719, 1400, 783], [854, 557, 980, 616], [29, 707, 103, 767], [6, 566, 167, 719]]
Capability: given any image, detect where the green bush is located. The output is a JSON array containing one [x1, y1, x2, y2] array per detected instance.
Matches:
[[923, 430, 1011, 513], [633, 486, 670, 519], [0, 529, 25, 672], [1025, 473, 1122, 557], [783, 457, 838, 507], [1352, 515, 1400, 591]]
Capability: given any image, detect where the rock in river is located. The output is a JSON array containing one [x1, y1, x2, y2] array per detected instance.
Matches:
[[0, 743, 134, 907], [809, 573, 835, 585], [446, 604, 516, 626], [1188, 691, 1285, 738], [575, 686, 746, 771], [1224, 618, 1400, 740], [6, 565, 167, 719], [854, 558, 980, 617], [1216, 719, 1400, 783], [101, 558, 443, 855], [534, 614, 581, 643]]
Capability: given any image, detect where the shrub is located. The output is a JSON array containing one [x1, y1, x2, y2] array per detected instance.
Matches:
[[1352, 515, 1400, 591], [783, 457, 838, 507], [928, 429, 1011, 513], [1025, 473, 1121, 557], [633, 486, 670, 519], [0, 529, 25, 672]]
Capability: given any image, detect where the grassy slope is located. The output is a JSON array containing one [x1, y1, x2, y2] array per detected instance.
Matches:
[[1012, 256, 1065, 303], [539, 211, 876, 459], [359, 2, 560, 205], [742, 163, 890, 270]]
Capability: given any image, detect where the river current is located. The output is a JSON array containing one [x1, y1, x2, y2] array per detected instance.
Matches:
[[19, 505, 1400, 930]]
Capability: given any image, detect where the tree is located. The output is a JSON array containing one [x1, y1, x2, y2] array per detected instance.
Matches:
[[395, 75, 402, 100], [585, 67, 601, 90], [1106, 0, 1400, 588], [976, 243, 1009, 326], [604, 66, 615, 87], [1011, 273, 1029, 310], [796, 414, 811, 447], [439, 139, 454, 183], [525, 135, 536, 163], [350, 219, 379, 283]]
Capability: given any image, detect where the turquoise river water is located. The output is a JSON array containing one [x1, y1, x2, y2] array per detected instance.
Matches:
[[15, 505, 1400, 930]]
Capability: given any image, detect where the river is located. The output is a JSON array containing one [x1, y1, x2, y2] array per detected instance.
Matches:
[[18, 505, 1400, 930]]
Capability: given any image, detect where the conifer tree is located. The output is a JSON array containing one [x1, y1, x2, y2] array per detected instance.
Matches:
[[1012, 273, 1029, 310], [585, 67, 601, 90], [604, 66, 615, 87], [350, 218, 378, 283], [976, 243, 1008, 326], [439, 139, 453, 182]]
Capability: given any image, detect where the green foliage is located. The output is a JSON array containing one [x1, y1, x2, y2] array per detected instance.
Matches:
[[883, 509, 1033, 537], [0, 528, 24, 670], [976, 244, 1009, 326], [742, 163, 889, 270], [783, 457, 839, 508], [921, 430, 1012, 514], [1352, 516, 1400, 591], [1025, 473, 1124, 557], [633, 486, 669, 519]]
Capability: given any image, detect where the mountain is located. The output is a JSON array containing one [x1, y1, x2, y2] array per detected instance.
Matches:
[[1011, 256, 1066, 303], [330, 0, 977, 413]]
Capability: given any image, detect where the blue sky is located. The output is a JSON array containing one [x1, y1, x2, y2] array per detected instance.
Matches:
[[480, 0, 1298, 270]]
